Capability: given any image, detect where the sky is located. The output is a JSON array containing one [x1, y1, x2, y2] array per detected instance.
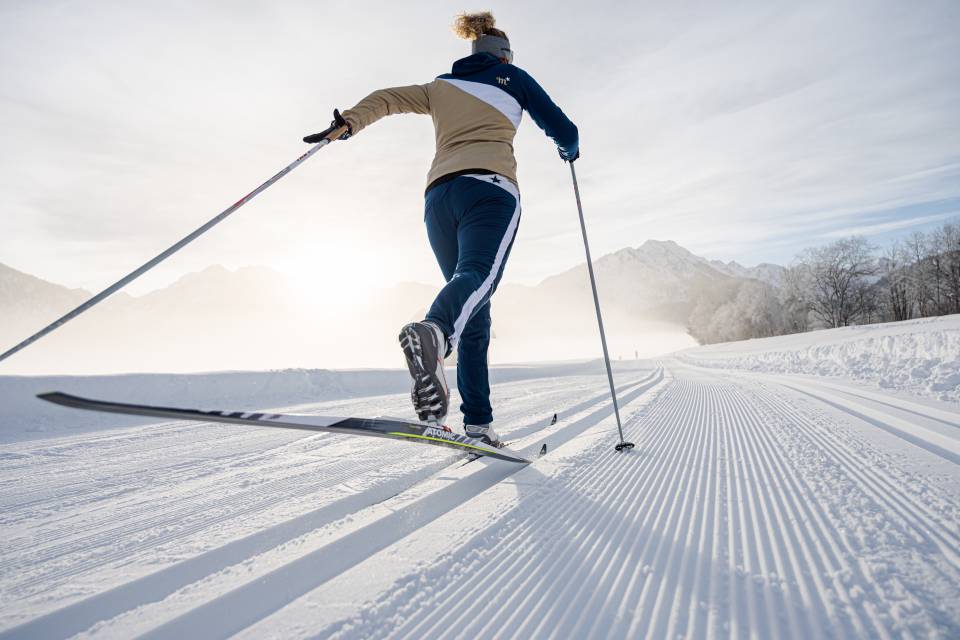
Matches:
[[1, 0, 959, 300]]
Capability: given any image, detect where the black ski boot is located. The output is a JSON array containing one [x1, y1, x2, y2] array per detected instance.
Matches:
[[399, 321, 450, 425]]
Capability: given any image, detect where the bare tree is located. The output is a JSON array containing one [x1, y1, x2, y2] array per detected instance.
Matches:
[[931, 224, 960, 314], [945, 222, 960, 314], [881, 241, 911, 321], [905, 231, 931, 317], [798, 236, 876, 328]]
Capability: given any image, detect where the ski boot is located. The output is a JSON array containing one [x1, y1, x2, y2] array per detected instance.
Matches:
[[465, 423, 502, 448], [399, 321, 451, 425]]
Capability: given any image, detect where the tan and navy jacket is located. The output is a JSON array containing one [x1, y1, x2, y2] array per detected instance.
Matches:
[[341, 52, 579, 190]]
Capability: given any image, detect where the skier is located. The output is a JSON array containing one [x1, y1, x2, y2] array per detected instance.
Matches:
[[305, 12, 578, 446]]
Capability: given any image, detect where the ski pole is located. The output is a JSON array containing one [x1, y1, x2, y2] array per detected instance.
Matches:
[[569, 162, 634, 452], [0, 126, 348, 366]]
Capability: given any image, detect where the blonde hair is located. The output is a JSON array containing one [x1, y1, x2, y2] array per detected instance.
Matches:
[[452, 11, 507, 41]]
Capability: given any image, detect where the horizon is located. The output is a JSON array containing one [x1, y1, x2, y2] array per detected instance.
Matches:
[[1, 237, 784, 296], [6, 224, 954, 300]]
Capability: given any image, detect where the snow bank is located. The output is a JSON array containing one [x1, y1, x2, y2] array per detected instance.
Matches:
[[677, 315, 960, 402]]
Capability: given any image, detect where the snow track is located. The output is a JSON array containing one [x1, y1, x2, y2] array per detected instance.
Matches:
[[2, 363, 958, 638]]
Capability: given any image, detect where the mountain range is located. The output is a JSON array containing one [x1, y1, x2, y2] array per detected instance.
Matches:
[[0, 241, 785, 374]]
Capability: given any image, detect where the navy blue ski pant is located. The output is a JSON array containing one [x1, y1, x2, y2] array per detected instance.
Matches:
[[423, 174, 521, 426]]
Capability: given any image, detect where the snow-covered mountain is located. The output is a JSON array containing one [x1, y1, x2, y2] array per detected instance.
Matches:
[[544, 240, 726, 293], [1, 261, 94, 322], [707, 259, 786, 288], [0, 243, 783, 373], [536, 240, 783, 321], [1, 262, 130, 345], [0, 262, 312, 374]]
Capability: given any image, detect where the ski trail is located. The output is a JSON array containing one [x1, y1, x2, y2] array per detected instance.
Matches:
[[782, 382, 960, 465], [397, 374, 672, 640], [0, 371, 656, 638], [2, 374, 606, 569], [286, 366, 960, 640], [125, 374, 662, 640], [4, 363, 958, 638], [756, 383, 960, 578]]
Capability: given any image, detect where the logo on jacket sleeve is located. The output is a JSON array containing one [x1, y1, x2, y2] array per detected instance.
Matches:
[[496, 76, 511, 86]]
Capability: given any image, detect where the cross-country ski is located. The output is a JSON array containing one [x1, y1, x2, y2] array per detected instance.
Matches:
[[36, 391, 531, 464]]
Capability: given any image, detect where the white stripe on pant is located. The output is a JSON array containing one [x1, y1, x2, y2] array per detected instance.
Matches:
[[450, 174, 521, 349]]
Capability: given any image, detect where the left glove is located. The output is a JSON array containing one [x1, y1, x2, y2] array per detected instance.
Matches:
[[559, 147, 580, 162], [303, 109, 353, 143]]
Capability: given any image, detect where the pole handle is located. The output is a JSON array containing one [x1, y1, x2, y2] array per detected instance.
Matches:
[[326, 125, 350, 141]]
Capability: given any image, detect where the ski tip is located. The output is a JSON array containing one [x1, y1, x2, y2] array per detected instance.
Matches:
[[37, 391, 102, 411], [37, 391, 70, 404]]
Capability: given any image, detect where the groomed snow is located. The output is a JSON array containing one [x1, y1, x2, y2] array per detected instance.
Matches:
[[1, 330, 958, 638], [678, 314, 960, 402]]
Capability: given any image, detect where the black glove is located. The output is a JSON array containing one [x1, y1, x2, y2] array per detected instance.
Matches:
[[303, 109, 353, 143], [559, 147, 580, 162]]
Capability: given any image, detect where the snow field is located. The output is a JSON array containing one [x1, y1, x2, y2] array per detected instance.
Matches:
[[678, 315, 960, 403], [1, 355, 959, 638], [0, 372, 653, 637], [273, 365, 960, 639]]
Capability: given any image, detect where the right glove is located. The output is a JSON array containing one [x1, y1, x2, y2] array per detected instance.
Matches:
[[559, 147, 580, 162], [303, 109, 353, 144]]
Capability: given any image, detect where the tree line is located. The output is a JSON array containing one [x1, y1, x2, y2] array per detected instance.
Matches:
[[688, 218, 960, 344]]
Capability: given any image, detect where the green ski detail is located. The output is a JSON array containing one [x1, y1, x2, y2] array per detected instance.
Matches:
[[388, 431, 493, 454]]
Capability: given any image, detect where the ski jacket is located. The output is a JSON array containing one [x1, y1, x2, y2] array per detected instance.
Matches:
[[341, 53, 578, 189]]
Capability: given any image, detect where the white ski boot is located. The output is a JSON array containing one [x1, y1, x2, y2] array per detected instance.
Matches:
[[399, 321, 451, 425], [465, 423, 502, 448]]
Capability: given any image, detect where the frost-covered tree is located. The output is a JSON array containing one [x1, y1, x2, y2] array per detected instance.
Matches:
[[734, 281, 784, 338], [687, 280, 783, 344], [781, 264, 813, 333]]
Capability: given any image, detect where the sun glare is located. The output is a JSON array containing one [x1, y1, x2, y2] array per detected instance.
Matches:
[[281, 242, 387, 308]]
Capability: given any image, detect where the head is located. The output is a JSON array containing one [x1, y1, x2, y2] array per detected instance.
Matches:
[[453, 11, 513, 64]]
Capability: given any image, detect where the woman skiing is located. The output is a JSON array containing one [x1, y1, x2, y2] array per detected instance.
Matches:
[[305, 12, 578, 446]]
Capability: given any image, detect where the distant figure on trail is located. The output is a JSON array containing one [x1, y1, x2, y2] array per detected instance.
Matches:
[[305, 11, 578, 446]]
